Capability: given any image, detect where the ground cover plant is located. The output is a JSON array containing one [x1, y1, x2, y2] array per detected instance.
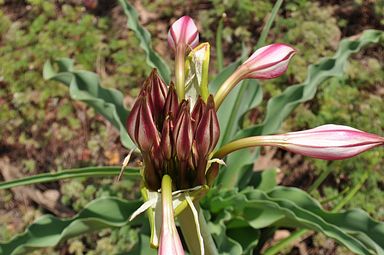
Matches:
[[0, 0, 383, 254]]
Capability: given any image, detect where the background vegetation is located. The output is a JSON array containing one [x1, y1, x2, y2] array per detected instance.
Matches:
[[0, 0, 383, 254]]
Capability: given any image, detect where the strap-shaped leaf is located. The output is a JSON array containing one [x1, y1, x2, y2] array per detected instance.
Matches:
[[203, 186, 384, 255], [117, 0, 171, 83], [43, 58, 134, 148], [219, 29, 384, 188], [0, 198, 144, 255], [0, 166, 140, 190]]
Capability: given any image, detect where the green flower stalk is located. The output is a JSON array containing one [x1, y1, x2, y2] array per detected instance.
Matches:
[[159, 175, 185, 255]]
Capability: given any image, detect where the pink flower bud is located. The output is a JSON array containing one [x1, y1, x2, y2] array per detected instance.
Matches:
[[262, 124, 384, 160], [214, 43, 296, 109], [194, 95, 220, 157], [173, 101, 193, 161], [242, 43, 296, 79], [126, 92, 160, 152], [215, 125, 384, 162], [168, 16, 199, 51]]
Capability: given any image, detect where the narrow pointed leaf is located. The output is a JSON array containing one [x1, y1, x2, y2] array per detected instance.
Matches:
[[0, 166, 140, 190]]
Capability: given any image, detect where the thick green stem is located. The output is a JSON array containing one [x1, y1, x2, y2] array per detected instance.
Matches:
[[214, 68, 246, 110], [175, 45, 186, 100], [161, 174, 174, 228], [214, 136, 276, 159], [178, 203, 218, 255]]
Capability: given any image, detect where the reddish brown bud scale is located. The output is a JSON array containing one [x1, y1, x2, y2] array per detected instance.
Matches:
[[164, 82, 179, 118], [126, 92, 160, 152], [146, 69, 168, 126], [142, 152, 161, 190], [160, 116, 174, 161], [173, 101, 193, 161], [194, 95, 220, 157], [191, 96, 206, 131]]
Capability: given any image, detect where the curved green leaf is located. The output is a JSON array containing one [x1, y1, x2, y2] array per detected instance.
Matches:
[[43, 58, 134, 148], [203, 186, 384, 255], [0, 166, 140, 190], [117, 0, 171, 83], [219, 29, 384, 188], [0, 197, 144, 255]]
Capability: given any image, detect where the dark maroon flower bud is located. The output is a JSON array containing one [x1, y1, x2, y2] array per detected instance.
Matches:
[[126, 91, 160, 152], [151, 142, 164, 176], [206, 162, 220, 186], [163, 82, 179, 117], [142, 152, 161, 190], [160, 115, 174, 161], [194, 95, 220, 157], [145, 69, 168, 126], [191, 96, 206, 131], [173, 100, 193, 161]]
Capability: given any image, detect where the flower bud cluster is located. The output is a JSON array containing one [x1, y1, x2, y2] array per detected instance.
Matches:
[[127, 69, 220, 191]]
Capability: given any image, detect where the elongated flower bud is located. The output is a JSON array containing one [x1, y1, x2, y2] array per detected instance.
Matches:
[[214, 43, 296, 109], [242, 43, 296, 79], [146, 69, 168, 125], [167, 16, 199, 51], [164, 83, 179, 117], [194, 95, 220, 157], [191, 96, 206, 131], [269, 124, 384, 160], [173, 101, 193, 161], [160, 116, 174, 161], [126, 92, 159, 152], [215, 124, 384, 161]]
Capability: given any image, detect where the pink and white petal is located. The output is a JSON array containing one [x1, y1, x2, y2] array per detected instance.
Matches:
[[245, 57, 292, 79], [282, 143, 382, 160], [244, 43, 296, 68], [168, 30, 176, 50], [188, 32, 199, 49], [168, 16, 198, 50], [283, 125, 384, 147]]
